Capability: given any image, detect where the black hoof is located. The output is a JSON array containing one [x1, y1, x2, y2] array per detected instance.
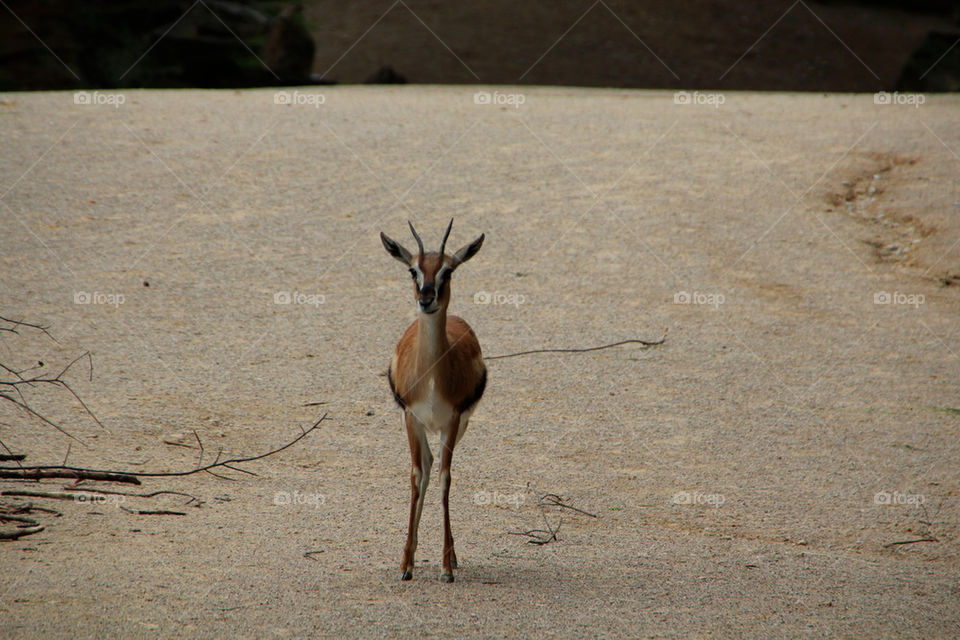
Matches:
[[440, 573, 454, 583], [400, 570, 413, 581]]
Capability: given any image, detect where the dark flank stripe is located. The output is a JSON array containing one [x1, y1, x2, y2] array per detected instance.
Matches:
[[387, 368, 406, 408], [457, 367, 486, 413]]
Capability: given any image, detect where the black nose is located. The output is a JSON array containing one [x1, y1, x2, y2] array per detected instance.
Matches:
[[419, 284, 435, 299]]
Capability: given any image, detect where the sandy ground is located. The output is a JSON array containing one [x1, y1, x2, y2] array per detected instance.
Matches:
[[0, 87, 958, 638]]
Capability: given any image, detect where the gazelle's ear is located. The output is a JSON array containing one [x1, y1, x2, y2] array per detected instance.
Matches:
[[381, 232, 414, 266], [451, 234, 484, 268]]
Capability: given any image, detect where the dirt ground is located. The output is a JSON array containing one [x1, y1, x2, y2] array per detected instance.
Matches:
[[1, 88, 958, 638]]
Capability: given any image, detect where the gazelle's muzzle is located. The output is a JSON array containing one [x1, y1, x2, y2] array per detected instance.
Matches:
[[417, 283, 438, 313]]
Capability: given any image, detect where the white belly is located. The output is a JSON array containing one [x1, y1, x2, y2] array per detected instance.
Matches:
[[407, 380, 473, 439], [409, 381, 455, 433]]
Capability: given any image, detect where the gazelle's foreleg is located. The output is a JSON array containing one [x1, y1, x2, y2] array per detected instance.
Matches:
[[401, 410, 431, 581], [439, 416, 461, 582]]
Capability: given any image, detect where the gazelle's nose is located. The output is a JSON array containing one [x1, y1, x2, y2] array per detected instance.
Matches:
[[419, 283, 436, 301]]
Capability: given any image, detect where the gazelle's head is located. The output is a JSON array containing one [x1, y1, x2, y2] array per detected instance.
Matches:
[[381, 219, 484, 315]]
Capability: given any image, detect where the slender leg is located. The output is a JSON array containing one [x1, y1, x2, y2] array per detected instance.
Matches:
[[439, 416, 461, 582], [401, 411, 431, 580]]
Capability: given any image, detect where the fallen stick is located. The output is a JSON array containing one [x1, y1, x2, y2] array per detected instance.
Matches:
[[2, 490, 77, 501], [119, 506, 186, 516], [0, 413, 327, 482], [0, 469, 140, 484], [67, 487, 203, 505], [538, 493, 597, 518], [0, 514, 39, 525], [485, 332, 667, 361], [883, 537, 938, 548], [0, 525, 44, 540], [509, 517, 562, 545]]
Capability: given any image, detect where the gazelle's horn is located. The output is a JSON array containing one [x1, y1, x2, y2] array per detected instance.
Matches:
[[439, 218, 454, 256], [407, 221, 425, 256]]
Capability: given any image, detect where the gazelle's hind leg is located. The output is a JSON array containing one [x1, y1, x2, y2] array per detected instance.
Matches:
[[439, 415, 462, 582], [447, 409, 472, 572], [400, 411, 432, 581]]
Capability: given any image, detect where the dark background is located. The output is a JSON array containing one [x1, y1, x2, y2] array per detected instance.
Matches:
[[2, 0, 959, 91]]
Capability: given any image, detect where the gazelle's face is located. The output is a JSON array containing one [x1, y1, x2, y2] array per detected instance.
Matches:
[[408, 252, 453, 315], [380, 219, 485, 315]]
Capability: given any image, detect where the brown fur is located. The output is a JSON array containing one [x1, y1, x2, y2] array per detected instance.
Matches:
[[381, 222, 485, 582], [389, 314, 486, 413]]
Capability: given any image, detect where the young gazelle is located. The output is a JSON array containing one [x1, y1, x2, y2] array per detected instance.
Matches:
[[380, 219, 486, 583]]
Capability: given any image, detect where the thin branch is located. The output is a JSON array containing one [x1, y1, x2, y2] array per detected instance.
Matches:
[[0, 525, 44, 539], [0, 350, 105, 432], [0, 468, 140, 484], [1, 490, 77, 500], [0, 360, 28, 382], [509, 518, 562, 545], [203, 469, 235, 481], [0, 414, 327, 481], [7, 502, 61, 516], [484, 331, 668, 361], [0, 514, 40, 525], [0, 315, 58, 343], [222, 463, 257, 476], [0, 392, 86, 445], [883, 537, 938, 548], [194, 430, 204, 467], [66, 487, 203, 505], [538, 493, 597, 518], [119, 506, 186, 516]]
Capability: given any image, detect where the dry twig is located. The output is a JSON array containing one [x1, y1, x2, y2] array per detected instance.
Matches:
[[1, 315, 103, 444], [1, 490, 77, 501], [67, 487, 203, 506], [485, 331, 667, 361], [0, 469, 141, 484], [0, 524, 44, 539], [539, 493, 598, 518], [0, 414, 327, 483], [883, 537, 939, 548], [119, 506, 186, 516], [509, 517, 562, 545]]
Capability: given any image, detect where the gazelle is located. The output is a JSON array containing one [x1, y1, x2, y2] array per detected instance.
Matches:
[[380, 219, 486, 583]]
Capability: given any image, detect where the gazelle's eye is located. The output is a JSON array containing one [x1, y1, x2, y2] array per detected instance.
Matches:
[[409, 268, 417, 279]]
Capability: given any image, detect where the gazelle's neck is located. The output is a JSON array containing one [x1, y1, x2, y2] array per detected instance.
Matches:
[[416, 307, 449, 365]]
